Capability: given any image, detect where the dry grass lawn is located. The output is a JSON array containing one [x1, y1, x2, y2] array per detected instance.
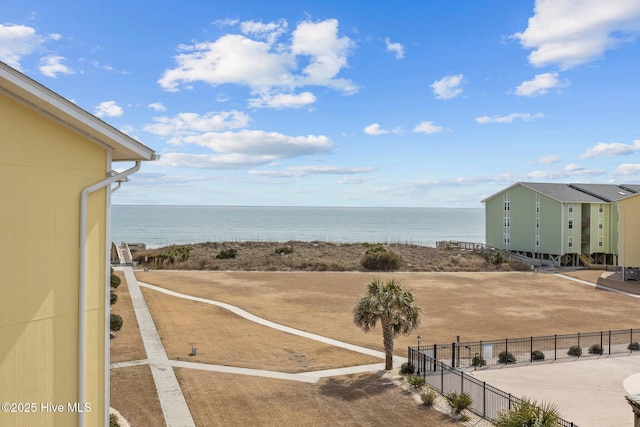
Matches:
[[141, 287, 382, 371], [112, 269, 640, 426], [176, 369, 458, 427], [136, 270, 640, 352]]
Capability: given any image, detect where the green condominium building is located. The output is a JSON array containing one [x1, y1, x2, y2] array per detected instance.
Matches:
[[482, 182, 640, 268]]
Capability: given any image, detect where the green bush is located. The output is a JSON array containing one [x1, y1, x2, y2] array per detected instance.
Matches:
[[445, 391, 472, 414], [421, 388, 437, 406], [628, 342, 640, 351], [567, 345, 582, 357], [110, 290, 118, 306], [361, 246, 401, 271], [407, 375, 425, 389], [110, 413, 120, 427], [110, 313, 123, 332], [110, 272, 121, 289], [400, 362, 415, 375], [472, 355, 486, 366], [495, 398, 561, 427], [275, 246, 294, 255], [216, 248, 238, 259], [531, 350, 545, 361], [498, 351, 516, 364], [588, 343, 604, 355]]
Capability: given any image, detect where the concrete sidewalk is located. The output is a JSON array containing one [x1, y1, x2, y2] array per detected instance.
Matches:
[[120, 267, 196, 427], [114, 268, 402, 427]]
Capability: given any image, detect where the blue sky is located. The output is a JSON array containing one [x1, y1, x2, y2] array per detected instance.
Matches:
[[3, 0, 640, 207]]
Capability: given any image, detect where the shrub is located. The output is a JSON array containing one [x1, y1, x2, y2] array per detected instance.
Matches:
[[275, 246, 294, 255], [495, 398, 561, 427], [361, 246, 401, 271], [498, 351, 516, 364], [531, 350, 545, 361], [407, 375, 425, 389], [628, 342, 640, 351], [110, 413, 120, 427], [445, 391, 472, 414], [588, 343, 604, 355], [421, 388, 438, 406], [110, 313, 123, 332], [110, 290, 118, 306], [110, 272, 121, 289], [567, 345, 582, 357], [216, 248, 238, 259], [400, 362, 415, 375], [472, 355, 486, 367]]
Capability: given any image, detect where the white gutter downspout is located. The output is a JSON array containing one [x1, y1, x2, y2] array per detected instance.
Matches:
[[78, 161, 141, 427]]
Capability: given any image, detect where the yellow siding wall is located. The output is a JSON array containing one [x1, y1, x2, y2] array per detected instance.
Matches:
[[620, 195, 640, 268], [1, 93, 107, 425]]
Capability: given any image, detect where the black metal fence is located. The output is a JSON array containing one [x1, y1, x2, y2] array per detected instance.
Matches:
[[407, 348, 577, 426], [413, 328, 640, 369]]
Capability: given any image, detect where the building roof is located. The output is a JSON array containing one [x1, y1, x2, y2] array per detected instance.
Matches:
[[0, 61, 156, 162], [482, 182, 640, 204]]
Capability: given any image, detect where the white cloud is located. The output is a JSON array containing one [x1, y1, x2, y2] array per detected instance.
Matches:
[[240, 19, 288, 45], [536, 154, 562, 164], [475, 112, 544, 124], [364, 123, 389, 136], [159, 18, 357, 105], [515, 72, 562, 96], [413, 121, 444, 134], [513, 0, 640, 69], [564, 163, 584, 172], [614, 163, 640, 175], [579, 140, 640, 159], [431, 74, 464, 100], [248, 91, 316, 109], [250, 165, 375, 177], [144, 110, 250, 142], [0, 24, 42, 68], [181, 130, 332, 158], [94, 101, 123, 118], [158, 152, 274, 169], [147, 102, 166, 112], [385, 37, 405, 59], [38, 55, 74, 78], [157, 130, 332, 170]]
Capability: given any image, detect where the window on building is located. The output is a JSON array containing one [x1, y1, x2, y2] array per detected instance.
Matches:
[[536, 218, 540, 228], [504, 217, 510, 227], [536, 202, 540, 213], [568, 204, 574, 213], [599, 204, 603, 213], [568, 219, 573, 229], [504, 201, 510, 211], [598, 236, 603, 247], [536, 235, 540, 246], [568, 236, 573, 248], [598, 219, 603, 229]]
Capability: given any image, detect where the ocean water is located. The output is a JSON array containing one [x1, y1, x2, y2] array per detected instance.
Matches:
[[111, 205, 485, 248]]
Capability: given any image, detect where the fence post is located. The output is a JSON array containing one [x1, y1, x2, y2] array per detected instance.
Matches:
[[554, 335, 557, 361], [530, 336, 533, 362], [433, 344, 437, 372], [483, 381, 486, 417], [461, 370, 464, 393], [609, 330, 612, 355], [578, 332, 580, 355], [452, 342, 456, 368], [600, 331, 603, 355]]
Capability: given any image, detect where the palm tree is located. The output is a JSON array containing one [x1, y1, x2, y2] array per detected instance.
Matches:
[[353, 278, 421, 370]]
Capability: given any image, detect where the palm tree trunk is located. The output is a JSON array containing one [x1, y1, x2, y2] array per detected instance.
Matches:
[[382, 321, 394, 370]]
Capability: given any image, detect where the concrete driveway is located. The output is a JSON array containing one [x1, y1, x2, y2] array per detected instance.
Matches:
[[469, 355, 640, 427]]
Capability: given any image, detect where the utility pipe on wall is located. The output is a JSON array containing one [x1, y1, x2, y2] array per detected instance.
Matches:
[[78, 161, 140, 427]]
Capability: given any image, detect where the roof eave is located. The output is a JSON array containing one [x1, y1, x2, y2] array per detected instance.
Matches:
[[0, 61, 156, 162]]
